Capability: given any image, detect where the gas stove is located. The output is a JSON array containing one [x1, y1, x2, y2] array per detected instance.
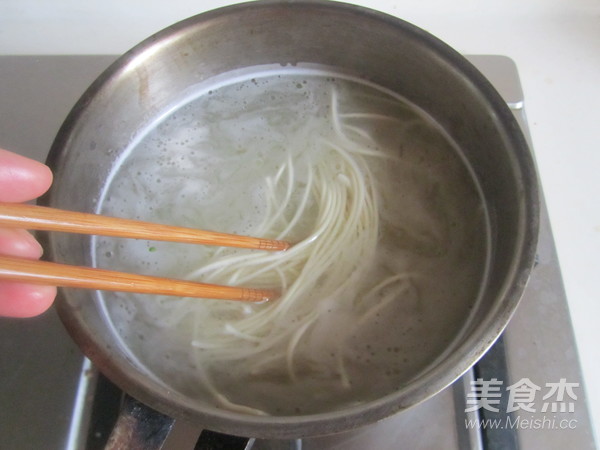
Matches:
[[0, 55, 595, 449]]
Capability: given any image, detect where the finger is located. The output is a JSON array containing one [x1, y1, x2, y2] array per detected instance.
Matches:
[[0, 228, 44, 259], [0, 281, 57, 318], [0, 148, 53, 202]]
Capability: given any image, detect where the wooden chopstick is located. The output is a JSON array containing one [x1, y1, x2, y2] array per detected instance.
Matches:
[[0, 202, 287, 302], [0, 202, 291, 251], [0, 255, 278, 302]]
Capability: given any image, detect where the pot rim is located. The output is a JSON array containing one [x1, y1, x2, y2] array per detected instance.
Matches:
[[43, 0, 540, 438]]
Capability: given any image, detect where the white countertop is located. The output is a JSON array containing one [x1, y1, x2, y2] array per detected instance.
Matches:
[[1, 0, 598, 443]]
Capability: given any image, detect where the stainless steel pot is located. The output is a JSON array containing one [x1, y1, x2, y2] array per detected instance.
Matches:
[[40, 0, 539, 441]]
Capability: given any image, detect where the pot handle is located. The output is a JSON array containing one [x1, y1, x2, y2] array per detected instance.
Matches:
[[104, 394, 255, 450], [105, 394, 175, 450]]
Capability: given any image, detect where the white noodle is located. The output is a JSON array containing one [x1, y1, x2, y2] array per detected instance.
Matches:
[[170, 87, 385, 403]]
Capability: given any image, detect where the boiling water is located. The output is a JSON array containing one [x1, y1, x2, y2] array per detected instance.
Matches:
[[95, 67, 489, 416]]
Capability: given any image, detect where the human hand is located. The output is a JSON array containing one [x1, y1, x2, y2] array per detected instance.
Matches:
[[0, 148, 56, 317]]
